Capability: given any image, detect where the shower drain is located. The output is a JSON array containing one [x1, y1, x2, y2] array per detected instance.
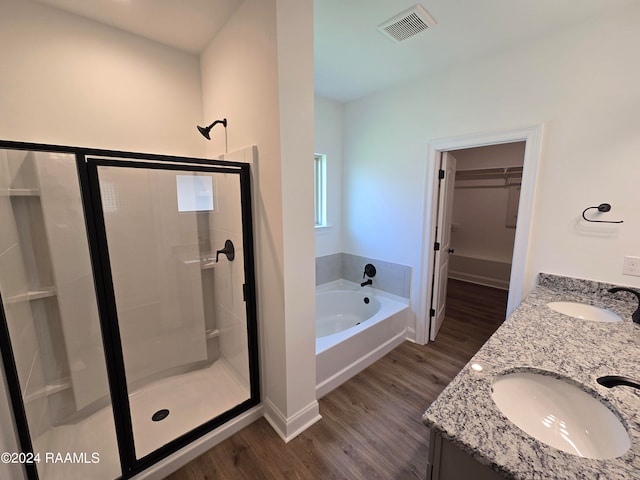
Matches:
[[152, 409, 170, 422]]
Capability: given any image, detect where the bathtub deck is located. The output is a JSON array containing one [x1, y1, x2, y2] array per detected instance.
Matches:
[[168, 279, 507, 480]]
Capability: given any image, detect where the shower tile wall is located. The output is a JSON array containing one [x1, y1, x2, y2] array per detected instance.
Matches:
[[0, 150, 52, 439], [210, 173, 249, 385], [99, 166, 209, 389], [0, 369, 21, 480], [316, 253, 411, 298], [315, 253, 341, 285], [36, 153, 106, 414]]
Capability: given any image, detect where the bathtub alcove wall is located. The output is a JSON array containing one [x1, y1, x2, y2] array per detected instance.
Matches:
[[0, 142, 259, 480]]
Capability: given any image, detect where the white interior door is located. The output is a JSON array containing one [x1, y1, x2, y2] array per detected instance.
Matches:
[[430, 152, 457, 341]]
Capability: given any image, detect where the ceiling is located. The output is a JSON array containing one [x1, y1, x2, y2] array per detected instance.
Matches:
[[34, 0, 243, 54], [33, 0, 630, 103]]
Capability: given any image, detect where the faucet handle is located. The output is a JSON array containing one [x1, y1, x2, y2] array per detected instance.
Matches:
[[363, 263, 377, 279], [215, 239, 235, 262]]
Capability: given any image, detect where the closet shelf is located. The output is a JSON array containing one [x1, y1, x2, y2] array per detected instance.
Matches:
[[455, 167, 523, 181], [455, 167, 523, 190], [5, 288, 57, 304], [0, 188, 40, 197], [24, 378, 72, 403]]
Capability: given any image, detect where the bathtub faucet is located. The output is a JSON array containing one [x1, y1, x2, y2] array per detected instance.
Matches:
[[361, 278, 372, 287]]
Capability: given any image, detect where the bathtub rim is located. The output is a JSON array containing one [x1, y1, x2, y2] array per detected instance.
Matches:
[[315, 280, 409, 355]]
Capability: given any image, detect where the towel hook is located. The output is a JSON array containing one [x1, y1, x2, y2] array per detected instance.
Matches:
[[581, 203, 623, 224]]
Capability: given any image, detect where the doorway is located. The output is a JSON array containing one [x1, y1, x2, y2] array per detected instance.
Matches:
[[416, 125, 543, 345], [430, 143, 525, 340]]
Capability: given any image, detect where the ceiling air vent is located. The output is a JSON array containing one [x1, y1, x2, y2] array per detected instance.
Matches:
[[377, 4, 437, 43]]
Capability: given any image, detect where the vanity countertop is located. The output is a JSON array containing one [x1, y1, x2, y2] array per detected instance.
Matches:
[[422, 273, 640, 479]]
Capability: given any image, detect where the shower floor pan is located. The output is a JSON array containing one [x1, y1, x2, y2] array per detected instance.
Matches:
[[33, 359, 249, 479]]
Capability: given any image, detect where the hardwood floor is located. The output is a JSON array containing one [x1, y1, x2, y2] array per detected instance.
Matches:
[[167, 279, 507, 480]]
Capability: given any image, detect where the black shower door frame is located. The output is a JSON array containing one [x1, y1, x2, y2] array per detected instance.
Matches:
[[0, 140, 260, 480]]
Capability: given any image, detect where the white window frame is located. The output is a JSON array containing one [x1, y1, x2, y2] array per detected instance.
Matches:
[[314, 153, 327, 227]]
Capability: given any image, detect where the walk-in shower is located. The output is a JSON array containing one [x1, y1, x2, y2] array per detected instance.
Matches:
[[0, 141, 259, 479]]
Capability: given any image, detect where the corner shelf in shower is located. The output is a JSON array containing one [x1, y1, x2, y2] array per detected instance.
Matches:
[[182, 258, 218, 270], [5, 287, 57, 305], [23, 377, 72, 403], [0, 188, 40, 197], [205, 328, 220, 340]]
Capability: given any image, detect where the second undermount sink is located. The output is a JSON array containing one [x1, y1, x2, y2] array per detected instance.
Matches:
[[491, 372, 630, 459], [547, 301, 621, 322]]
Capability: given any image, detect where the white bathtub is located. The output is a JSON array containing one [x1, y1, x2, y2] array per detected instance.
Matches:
[[316, 280, 409, 398]]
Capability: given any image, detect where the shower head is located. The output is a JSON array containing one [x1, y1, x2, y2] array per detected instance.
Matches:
[[197, 118, 227, 140]]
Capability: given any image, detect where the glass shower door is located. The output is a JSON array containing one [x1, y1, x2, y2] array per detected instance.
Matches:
[[87, 159, 253, 461], [0, 148, 120, 479]]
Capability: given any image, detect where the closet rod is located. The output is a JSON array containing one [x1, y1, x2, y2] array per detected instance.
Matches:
[[455, 183, 521, 190]]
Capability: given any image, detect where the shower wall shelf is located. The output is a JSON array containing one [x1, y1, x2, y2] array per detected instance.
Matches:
[[5, 288, 57, 304], [24, 378, 72, 403], [205, 328, 221, 340], [0, 188, 40, 196], [182, 258, 218, 269]]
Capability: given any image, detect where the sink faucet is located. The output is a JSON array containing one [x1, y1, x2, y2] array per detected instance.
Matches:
[[607, 287, 640, 323], [597, 375, 640, 391]]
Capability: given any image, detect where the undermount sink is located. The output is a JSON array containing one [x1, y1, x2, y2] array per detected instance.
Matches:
[[491, 372, 630, 459], [547, 301, 621, 322]]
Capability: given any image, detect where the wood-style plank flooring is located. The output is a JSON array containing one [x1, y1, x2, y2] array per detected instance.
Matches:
[[167, 279, 507, 480]]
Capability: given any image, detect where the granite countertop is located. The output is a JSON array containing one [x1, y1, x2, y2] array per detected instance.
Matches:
[[423, 273, 640, 479]]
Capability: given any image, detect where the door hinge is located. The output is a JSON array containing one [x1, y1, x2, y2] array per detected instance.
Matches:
[[434, 242, 440, 251], [438, 169, 445, 180], [430, 308, 435, 317]]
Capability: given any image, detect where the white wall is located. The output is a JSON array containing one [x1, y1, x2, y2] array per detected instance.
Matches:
[[343, 3, 640, 336], [0, 0, 203, 156], [200, 0, 319, 440], [314, 96, 344, 257]]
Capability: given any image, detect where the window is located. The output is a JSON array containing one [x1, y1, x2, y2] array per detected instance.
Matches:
[[314, 154, 326, 227], [176, 174, 214, 212]]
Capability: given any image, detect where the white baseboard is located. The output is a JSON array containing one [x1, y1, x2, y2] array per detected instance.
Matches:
[[448, 272, 509, 290], [132, 405, 263, 480], [263, 398, 321, 443], [405, 327, 416, 343], [315, 329, 406, 399]]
